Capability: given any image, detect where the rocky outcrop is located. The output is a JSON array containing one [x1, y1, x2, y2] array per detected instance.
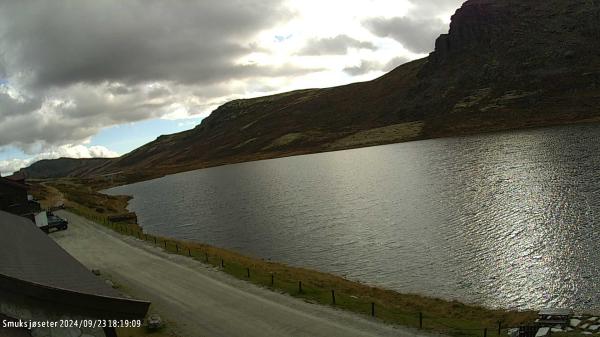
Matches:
[[432, 0, 510, 61], [419, 0, 600, 136]]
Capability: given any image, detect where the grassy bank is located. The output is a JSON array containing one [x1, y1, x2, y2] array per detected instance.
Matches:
[[35, 179, 537, 337]]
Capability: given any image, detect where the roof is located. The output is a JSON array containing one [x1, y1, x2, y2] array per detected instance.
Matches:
[[538, 308, 571, 316], [0, 210, 149, 318]]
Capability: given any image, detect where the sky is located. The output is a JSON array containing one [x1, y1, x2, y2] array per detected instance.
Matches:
[[0, 0, 465, 176]]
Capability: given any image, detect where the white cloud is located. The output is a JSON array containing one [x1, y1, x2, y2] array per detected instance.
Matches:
[[45, 144, 119, 159], [0, 158, 32, 177]]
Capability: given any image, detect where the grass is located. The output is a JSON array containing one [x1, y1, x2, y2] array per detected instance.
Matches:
[[327, 122, 424, 150], [72, 210, 537, 337], [33, 179, 538, 337]]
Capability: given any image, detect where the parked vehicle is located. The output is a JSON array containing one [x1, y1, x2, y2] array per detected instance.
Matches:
[[147, 314, 163, 330], [35, 211, 68, 233]]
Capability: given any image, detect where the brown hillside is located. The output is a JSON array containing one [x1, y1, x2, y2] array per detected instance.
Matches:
[[15, 0, 600, 181]]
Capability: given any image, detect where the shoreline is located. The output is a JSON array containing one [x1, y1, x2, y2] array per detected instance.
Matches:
[[69, 207, 539, 336], [34, 178, 570, 336], [26, 121, 600, 191], [53, 210, 437, 337], [91, 200, 519, 312]]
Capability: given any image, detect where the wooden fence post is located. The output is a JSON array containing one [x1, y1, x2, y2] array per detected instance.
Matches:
[[271, 273, 274, 286], [175, 244, 179, 253], [371, 302, 375, 317], [298, 281, 302, 293], [205, 252, 209, 262], [419, 312, 423, 329], [246, 268, 250, 278], [221, 259, 224, 268], [188, 248, 192, 257], [484, 328, 488, 337], [498, 321, 502, 335], [331, 290, 336, 305]]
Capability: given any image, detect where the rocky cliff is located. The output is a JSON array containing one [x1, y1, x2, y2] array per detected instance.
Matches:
[[422, 0, 600, 134]]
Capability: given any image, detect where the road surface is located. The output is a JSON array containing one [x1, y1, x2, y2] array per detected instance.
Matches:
[[51, 211, 439, 337]]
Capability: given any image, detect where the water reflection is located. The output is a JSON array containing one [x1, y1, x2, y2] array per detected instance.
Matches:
[[105, 124, 600, 310]]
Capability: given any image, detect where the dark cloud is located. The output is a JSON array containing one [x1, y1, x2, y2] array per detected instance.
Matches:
[[0, 90, 132, 152], [107, 84, 135, 96], [298, 35, 377, 55], [0, 0, 291, 88], [343, 60, 381, 76], [146, 85, 172, 99], [343, 56, 409, 76], [408, 0, 465, 17], [363, 0, 464, 54], [0, 91, 42, 122], [363, 16, 447, 54], [0, 112, 100, 154], [0, 80, 212, 151], [0, 0, 323, 151], [382, 57, 411, 72]]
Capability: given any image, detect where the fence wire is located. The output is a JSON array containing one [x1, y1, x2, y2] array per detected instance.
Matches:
[[70, 208, 535, 337]]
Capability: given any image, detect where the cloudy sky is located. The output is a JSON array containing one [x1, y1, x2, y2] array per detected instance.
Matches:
[[0, 0, 464, 176]]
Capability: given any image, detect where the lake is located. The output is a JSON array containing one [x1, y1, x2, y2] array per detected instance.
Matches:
[[104, 124, 600, 310]]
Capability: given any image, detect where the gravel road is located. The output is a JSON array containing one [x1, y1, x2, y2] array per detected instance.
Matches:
[[51, 211, 440, 337]]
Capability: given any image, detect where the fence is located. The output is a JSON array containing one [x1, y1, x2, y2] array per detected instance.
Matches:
[[69, 208, 532, 337]]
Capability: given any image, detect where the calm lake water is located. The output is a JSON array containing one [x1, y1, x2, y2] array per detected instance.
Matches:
[[105, 124, 600, 310]]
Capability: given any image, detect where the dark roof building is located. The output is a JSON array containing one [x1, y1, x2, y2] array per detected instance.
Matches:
[[0, 210, 150, 337], [0, 177, 39, 217], [0, 177, 29, 214]]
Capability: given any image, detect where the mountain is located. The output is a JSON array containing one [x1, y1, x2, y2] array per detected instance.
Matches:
[[12, 158, 112, 179], [14, 0, 600, 181]]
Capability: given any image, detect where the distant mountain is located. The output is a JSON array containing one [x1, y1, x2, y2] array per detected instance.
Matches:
[[12, 157, 112, 179], [14, 0, 600, 182]]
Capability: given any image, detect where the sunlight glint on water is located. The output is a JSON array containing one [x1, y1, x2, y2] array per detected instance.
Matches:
[[105, 124, 600, 310]]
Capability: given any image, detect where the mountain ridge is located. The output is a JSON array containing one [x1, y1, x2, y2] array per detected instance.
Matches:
[[12, 0, 600, 181], [12, 157, 112, 179]]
